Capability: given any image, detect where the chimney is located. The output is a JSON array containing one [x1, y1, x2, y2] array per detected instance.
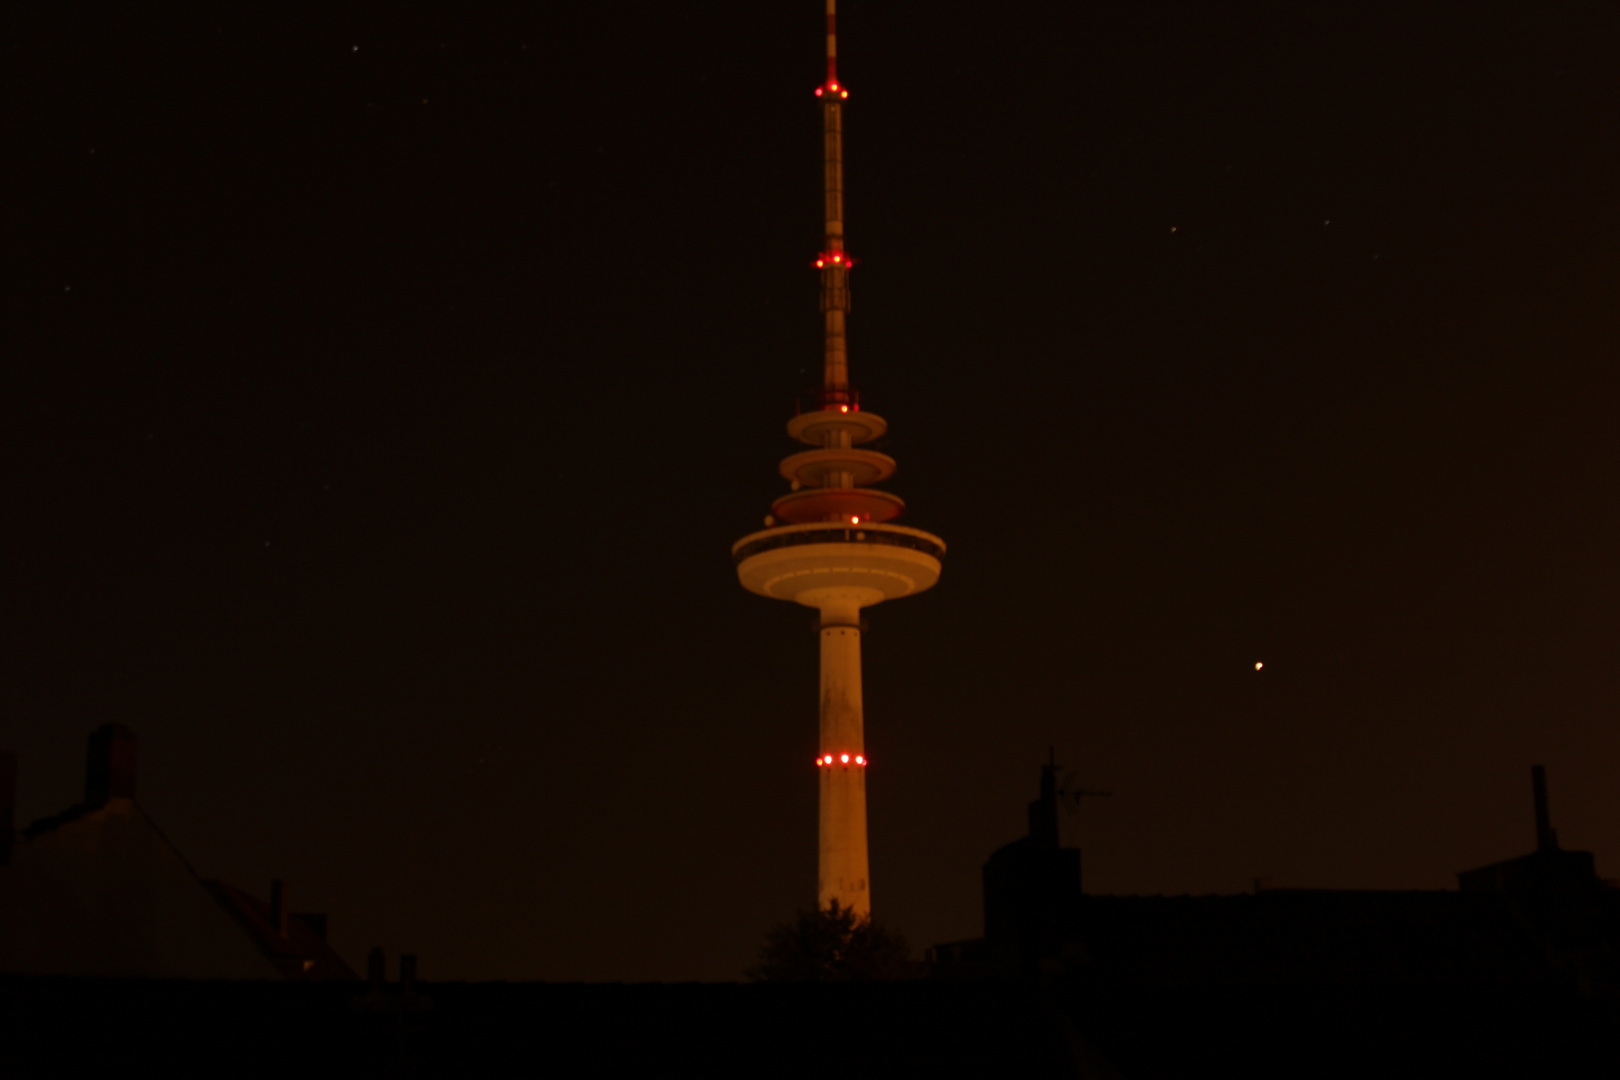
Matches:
[[84, 724, 137, 807], [269, 879, 288, 936], [1532, 764, 1558, 851], [1, 751, 15, 867], [367, 947, 385, 991], [1026, 749, 1059, 846]]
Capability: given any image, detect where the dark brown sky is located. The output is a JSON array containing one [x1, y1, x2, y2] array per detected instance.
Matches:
[[6, 2, 1618, 981]]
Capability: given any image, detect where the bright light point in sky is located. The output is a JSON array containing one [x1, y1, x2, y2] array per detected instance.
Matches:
[[1255, 662, 1264, 671]]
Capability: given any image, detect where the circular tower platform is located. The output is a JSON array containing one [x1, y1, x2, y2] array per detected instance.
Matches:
[[733, 522, 944, 609]]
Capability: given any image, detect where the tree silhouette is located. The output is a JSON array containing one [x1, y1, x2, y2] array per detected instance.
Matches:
[[747, 900, 918, 982]]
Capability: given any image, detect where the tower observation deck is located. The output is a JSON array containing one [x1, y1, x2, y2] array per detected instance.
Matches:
[[732, 1, 945, 918]]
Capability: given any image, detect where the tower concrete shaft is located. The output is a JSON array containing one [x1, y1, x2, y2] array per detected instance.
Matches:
[[817, 591, 869, 911]]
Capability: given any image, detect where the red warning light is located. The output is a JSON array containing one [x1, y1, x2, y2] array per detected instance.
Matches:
[[815, 87, 824, 97], [840, 90, 849, 99], [855, 755, 866, 765], [839, 404, 849, 413], [840, 754, 850, 764]]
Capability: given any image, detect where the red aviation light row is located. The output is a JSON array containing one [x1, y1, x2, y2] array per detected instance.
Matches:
[[814, 81, 850, 99], [817, 753, 867, 767], [813, 252, 854, 269]]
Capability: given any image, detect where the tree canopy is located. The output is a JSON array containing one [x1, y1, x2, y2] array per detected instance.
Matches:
[[747, 901, 918, 982]]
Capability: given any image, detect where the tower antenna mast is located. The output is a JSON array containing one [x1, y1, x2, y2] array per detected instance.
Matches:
[[817, 0, 852, 398]]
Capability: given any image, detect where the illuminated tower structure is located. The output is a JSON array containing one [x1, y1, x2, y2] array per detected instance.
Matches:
[[732, 2, 945, 918]]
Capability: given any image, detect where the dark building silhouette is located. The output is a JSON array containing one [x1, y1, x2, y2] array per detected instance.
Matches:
[[0, 725, 354, 980], [978, 755, 1084, 978], [0, 977, 1098, 1078], [932, 760, 1620, 1075], [940, 761, 1618, 983], [1457, 764, 1603, 893], [3, 750, 1616, 1075]]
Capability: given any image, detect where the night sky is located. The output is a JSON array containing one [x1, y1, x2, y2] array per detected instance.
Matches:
[[7, 3, 1618, 982]]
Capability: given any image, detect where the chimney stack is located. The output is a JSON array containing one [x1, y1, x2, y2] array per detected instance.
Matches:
[[84, 724, 137, 807], [1, 750, 15, 867], [1026, 749, 1060, 847], [1532, 764, 1558, 851], [269, 878, 288, 936]]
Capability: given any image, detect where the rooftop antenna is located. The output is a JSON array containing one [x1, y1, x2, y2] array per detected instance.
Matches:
[[1053, 746, 1113, 818], [1031, 747, 1111, 846]]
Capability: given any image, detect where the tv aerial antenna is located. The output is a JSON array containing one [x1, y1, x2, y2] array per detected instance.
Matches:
[[1048, 746, 1112, 817]]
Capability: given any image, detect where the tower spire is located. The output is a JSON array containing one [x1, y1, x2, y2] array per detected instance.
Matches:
[[732, 2, 945, 920], [825, 0, 838, 85], [815, 1, 852, 398]]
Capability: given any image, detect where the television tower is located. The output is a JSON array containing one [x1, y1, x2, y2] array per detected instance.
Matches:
[[732, 1, 945, 918]]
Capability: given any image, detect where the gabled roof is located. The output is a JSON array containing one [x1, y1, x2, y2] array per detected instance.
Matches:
[[5, 725, 359, 981], [205, 882, 357, 981], [2, 799, 280, 979]]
